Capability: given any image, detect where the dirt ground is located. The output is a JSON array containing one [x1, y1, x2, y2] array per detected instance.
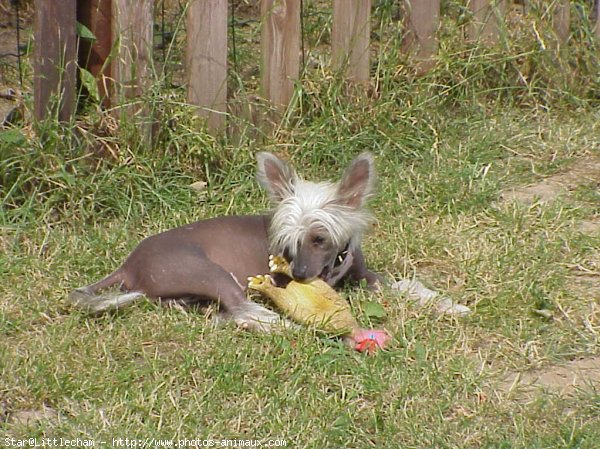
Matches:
[[497, 356, 600, 398], [495, 158, 600, 398], [501, 158, 600, 209]]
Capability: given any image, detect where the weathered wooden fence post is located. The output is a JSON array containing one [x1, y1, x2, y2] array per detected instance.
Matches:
[[112, 0, 153, 123], [553, 0, 570, 43], [77, 0, 113, 107], [592, 0, 600, 39], [33, 0, 77, 122], [595, 0, 600, 38], [332, 0, 371, 82], [261, 0, 301, 109], [524, 1, 570, 44], [467, 0, 507, 44], [186, 0, 228, 132], [401, 0, 440, 74]]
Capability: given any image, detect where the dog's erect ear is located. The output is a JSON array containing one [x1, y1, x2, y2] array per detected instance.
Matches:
[[256, 152, 297, 202], [335, 152, 376, 208]]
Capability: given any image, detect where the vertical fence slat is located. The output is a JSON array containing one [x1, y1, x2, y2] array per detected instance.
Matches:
[[332, 0, 371, 82], [112, 0, 153, 120], [553, 0, 570, 43], [261, 0, 301, 108], [186, 0, 228, 132], [34, 0, 77, 122], [402, 0, 440, 74], [77, 0, 113, 106], [595, 0, 600, 39], [468, 0, 506, 44]]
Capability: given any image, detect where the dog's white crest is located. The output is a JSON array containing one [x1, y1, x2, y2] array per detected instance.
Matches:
[[269, 178, 373, 257]]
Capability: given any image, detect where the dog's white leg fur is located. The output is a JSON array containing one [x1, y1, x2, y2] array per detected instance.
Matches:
[[391, 278, 471, 316], [69, 288, 145, 314], [218, 301, 298, 332], [233, 301, 282, 331]]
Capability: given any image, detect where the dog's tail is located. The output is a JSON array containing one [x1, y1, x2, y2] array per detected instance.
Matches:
[[68, 270, 144, 314]]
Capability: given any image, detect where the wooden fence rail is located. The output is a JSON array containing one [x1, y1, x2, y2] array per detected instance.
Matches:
[[34, 0, 599, 134]]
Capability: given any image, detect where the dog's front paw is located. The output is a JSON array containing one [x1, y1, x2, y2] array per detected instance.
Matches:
[[231, 301, 280, 332]]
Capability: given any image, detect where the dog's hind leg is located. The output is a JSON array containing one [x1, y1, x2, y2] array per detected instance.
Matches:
[[138, 260, 284, 332], [69, 269, 145, 314]]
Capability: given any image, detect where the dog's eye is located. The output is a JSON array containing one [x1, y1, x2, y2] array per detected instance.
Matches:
[[312, 236, 325, 246]]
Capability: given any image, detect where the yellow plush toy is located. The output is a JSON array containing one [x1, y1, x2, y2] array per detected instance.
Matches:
[[248, 256, 390, 353]]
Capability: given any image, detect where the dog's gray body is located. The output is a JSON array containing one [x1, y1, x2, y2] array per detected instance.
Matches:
[[70, 152, 379, 329]]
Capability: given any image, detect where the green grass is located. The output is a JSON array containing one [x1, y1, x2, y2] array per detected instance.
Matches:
[[1, 1, 600, 447]]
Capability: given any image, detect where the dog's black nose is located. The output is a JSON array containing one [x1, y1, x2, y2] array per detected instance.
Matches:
[[292, 264, 309, 281]]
